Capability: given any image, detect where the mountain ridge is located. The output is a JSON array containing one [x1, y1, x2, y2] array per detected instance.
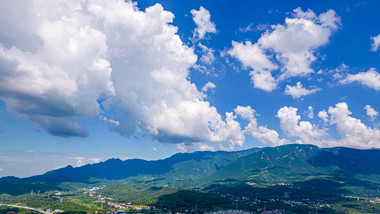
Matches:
[[10, 147, 260, 183], [2, 144, 380, 188]]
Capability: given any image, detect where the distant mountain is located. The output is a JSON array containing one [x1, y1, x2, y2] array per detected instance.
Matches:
[[0, 176, 21, 181], [211, 144, 321, 182], [21, 147, 260, 183], [204, 144, 380, 198], [212, 144, 380, 183], [1, 144, 380, 200], [308, 147, 380, 174], [2, 144, 380, 193]]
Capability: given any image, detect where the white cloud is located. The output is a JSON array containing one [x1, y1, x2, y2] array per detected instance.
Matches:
[[92, 2, 245, 147], [370, 34, 380, 52], [152, 147, 164, 153], [259, 8, 340, 80], [70, 157, 85, 167], [318, 110, 329, 123], [229, 41, 277, 91], [340, 68, 380, 91], [330, 63, 349, 80], [285, 82, 320, 99], [239, 23, 254, 32], [0, 166, 4, 172], [328, 102, 380, 148], [307, 106, 314, 119], [364, 105, 378, 121], [0, 0, 245, 148], [276, 106, 326, 146], [201, 81, 216, 93], [0, 1, 115, 137], [100, 116, 120, 126], [235, 106, 288, 147], [230, 8, 340, 91], [191, 6, 217, 40], [198, 43, 215, 65], [194, 143, 216, 151], [88, 158, 101, 163]]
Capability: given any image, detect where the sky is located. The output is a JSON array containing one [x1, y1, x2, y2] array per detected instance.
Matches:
[[0, 0, 379, 177]]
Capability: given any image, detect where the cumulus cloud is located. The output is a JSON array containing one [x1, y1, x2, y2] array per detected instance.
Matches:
[[0, 1, 115, 137], [306, 106, 314, 119], [271, 103, 380, 149], [318, 110, 329, 123], [191, 6, 217, 40], [229, 41, 277, 91], [0, 0, 246, 149], [234, 106, 288, 147], [330, 63, 349, 80], [198, 43, 215, 65], [70, 157, 85, 167], [100, 116, 120, 127], [276, 106, 326, 146], [88, 158, 101, 163], [201, 81, 216, 93], [259, 8, 340, 80], [364, 105, 378, 121], [340, 68, 380, 90], [195, 143, 216, 151], [285, 82, 320, 99], [230, 8, 340, 91], [328, 102, 380, 148], [370, 34, 380, 52]]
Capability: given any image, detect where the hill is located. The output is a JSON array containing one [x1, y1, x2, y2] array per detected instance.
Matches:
[[21, 147, 260, 185]]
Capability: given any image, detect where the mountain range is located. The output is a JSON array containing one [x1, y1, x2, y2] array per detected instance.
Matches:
[[2, 144, 380, 194]]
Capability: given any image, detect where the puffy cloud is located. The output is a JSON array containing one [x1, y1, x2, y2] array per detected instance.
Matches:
[[364, 105, 378, 121], [0, 1, 115, 137], [330, 63, 349, 80], [201, 81, 216, 93], [328, 102, 380, 148], [230, 8, 340, 91], [285, 82, 320, 99], [229, 41, 277, 91], [234, 106, 287, 147], [70, 157, 85, 167], [370, 34, 380, 52], [191, 6, 217, 40], [276, 106, 326, 146], [318, 110, 329, 123], [0, 166, 3, 172], [259, 8, 340, 80], [0, 0, 245, 148], [306, 106, 314, 119], [100, 116, 120, 126], [88, 158, 101, 163], [340, 68, 380, 91], [88, 1, 245, 148], [272, 103, 380, 149], [195, 143, 216, 151], [198, 43, 215, 65]]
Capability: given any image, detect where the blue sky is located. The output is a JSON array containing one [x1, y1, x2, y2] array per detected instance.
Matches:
[[0, 0, 379, 177]]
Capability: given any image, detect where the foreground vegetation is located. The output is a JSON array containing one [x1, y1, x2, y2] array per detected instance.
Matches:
[[0, 180, 379, 214]]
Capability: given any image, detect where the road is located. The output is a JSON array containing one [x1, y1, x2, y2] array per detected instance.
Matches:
[[0, 203, 48, 213]]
